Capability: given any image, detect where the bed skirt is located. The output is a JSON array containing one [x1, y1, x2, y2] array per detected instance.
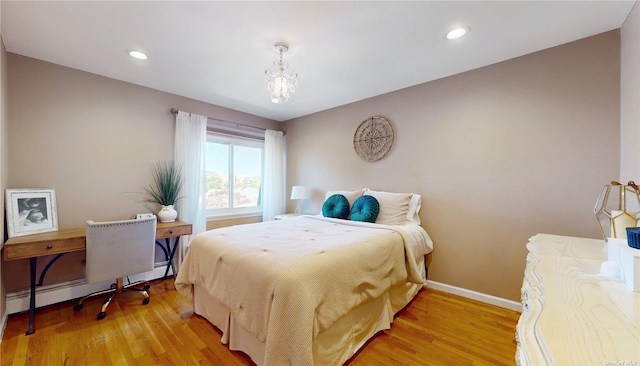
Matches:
[[192, 257, 426, 366]]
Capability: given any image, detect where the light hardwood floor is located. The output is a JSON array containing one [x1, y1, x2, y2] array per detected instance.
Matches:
[[1, 279, 520, 365]]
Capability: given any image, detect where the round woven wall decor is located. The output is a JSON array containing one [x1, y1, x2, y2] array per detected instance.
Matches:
[[353, 116, 394, 162]]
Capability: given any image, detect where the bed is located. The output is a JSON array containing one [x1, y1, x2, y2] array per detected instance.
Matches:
[[175, 189, 433, 366]]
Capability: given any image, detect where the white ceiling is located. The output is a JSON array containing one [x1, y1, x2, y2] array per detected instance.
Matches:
[[1, 1, 636, 122]]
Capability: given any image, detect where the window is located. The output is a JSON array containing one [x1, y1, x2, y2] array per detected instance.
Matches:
[[206, 133, 264, 218]]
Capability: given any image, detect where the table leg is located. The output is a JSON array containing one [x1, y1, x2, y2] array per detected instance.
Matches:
[[27, 257, 37, 335], [164, 237, 181, 278]]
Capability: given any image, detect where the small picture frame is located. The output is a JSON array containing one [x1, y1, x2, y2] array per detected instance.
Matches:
[[5, 188, 59, 238]]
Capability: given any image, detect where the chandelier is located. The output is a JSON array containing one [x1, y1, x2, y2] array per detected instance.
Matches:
[[264, 42, 298, 104]]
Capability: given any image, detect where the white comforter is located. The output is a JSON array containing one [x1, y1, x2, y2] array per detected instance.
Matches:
[[175, 215, 433, 366]]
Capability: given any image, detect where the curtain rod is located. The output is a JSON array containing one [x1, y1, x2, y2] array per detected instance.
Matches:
[[170, 108, 267, 132]]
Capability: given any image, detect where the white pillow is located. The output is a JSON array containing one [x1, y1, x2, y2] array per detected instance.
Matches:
[[364, 190, 412, 225], [325, 189, 365, 209], [406, 194, 422, 225]]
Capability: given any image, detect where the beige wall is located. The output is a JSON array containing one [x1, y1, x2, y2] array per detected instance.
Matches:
[[620, 2, 640, 181], [1, 38, 8, 325], [4, 54, 279, 292], [283, 31, 621, 301]]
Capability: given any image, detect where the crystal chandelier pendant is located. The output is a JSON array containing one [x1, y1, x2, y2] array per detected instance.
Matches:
[[265, 43, 298, 104]]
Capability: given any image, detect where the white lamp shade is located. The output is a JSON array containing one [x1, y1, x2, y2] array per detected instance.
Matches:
[[290, 186, 308, 200]]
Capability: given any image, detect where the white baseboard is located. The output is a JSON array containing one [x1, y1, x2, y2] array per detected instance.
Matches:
[[426, 280, 522, 312], [5, 266, 172, 315], [0, 310, 7, 344], [3, 270, 520, 332]]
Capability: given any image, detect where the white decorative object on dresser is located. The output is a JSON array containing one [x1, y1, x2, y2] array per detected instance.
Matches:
[[516, 234, 640, 366], [607, 237, 640, 292]]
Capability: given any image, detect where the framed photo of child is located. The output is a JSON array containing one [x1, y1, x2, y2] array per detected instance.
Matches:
[[5, 188, 59, 238]]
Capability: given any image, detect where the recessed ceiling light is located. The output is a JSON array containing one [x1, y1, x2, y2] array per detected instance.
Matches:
[[446, 26, 470, 40], [127, 50, 148, 60]]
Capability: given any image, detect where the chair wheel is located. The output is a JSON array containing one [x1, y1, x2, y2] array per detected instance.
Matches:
[[73, 303, 83, 312], [97, 312, 106, 320], [143, 284, 150, 291], [142, 297, 150, 305]]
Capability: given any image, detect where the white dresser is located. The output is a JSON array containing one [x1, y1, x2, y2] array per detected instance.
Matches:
[[516, 234, 640, 365]]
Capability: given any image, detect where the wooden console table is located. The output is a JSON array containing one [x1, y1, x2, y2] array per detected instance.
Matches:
[[2, 220, 192, 335], [516, 234, 640, 365]]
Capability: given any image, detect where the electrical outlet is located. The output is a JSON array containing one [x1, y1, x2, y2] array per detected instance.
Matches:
[[136, 213, 155, 220]]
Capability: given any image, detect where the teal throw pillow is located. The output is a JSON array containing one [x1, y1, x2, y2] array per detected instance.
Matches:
[[322, 194, 350, 219], [350, 195, 380, 223]]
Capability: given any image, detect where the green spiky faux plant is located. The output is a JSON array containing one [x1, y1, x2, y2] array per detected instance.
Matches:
[[144, 161, 183, 206]]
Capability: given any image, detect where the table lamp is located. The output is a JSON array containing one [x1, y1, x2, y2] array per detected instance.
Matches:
[[290, 186, 308, 214]]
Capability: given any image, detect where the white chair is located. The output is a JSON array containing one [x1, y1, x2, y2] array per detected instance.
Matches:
[[73, 217, 157, 320]]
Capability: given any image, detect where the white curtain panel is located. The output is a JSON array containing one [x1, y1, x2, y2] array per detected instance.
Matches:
[[262, 130, 286, 221], [174, 111, 207, 272]]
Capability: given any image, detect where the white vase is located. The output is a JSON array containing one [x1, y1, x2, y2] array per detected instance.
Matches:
[[157, 205, 178, 223]]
